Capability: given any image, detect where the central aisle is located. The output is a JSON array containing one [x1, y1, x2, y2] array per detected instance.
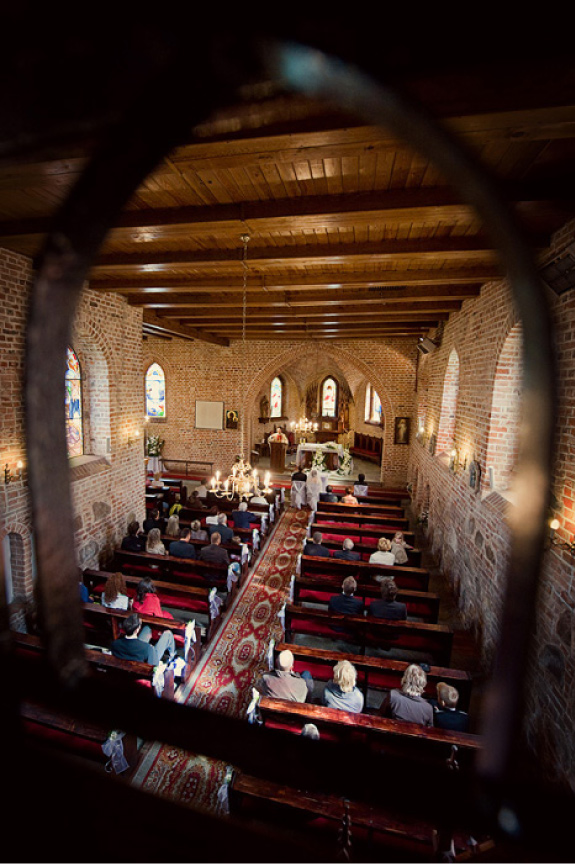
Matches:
[[132, 506, 309, 811]]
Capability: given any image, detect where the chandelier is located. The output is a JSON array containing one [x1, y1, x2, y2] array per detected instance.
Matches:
[[290, 416, 318, 434], [211, 234, 272, 501]]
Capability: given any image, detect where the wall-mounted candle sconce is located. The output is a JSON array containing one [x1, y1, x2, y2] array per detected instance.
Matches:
[[548, 517, 575, 554], [4, 463, 11, 484], [449, 448, 460, 473], [127, 429, 141, 447], [16, 460, 23, 480]]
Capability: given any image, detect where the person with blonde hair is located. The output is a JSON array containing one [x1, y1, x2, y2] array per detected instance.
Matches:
[[386, 664, 433, 726], [146, 527, 167, 556], [369, 536, 396, 566], [341, 486, 358, 505], [102, 571, 130, 610], [322, 659, 364, 713], [165, 514, 180, 538], [390, 530, 412, 565]]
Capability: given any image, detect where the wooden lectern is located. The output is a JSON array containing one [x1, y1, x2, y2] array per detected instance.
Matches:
[[269, 440, 287, 473]]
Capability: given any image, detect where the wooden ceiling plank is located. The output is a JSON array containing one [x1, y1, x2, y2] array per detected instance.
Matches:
[[142, 310, 229, 347]]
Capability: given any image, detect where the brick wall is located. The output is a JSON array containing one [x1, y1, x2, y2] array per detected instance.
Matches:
[[0, 248, 144, 629], [142, 338, 417, 487], [409, 220, 575, 792]]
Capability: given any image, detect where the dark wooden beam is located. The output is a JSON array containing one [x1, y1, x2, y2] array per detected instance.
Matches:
[[142, 311, 229, 347]]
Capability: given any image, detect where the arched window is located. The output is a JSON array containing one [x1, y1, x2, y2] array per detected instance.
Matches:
[[436, 349, 460, 453], [145, 363, 166, 418], [270, 376, 283, 418], [321, 377, 338, 418], [65, 346, 83, 458], [364, 383, 382, 424]]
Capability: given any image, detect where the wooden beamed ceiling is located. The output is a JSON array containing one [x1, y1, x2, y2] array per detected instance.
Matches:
[[1, 58, 575, 345]]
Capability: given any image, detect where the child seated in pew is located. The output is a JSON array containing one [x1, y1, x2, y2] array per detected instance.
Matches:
[[431, 683, 469, 733], [102, 572, 130, 610], [322, 660, 364, 714], [390, 531, 412, 566]]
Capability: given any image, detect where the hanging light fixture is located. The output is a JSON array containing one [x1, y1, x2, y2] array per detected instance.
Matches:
[[212, 234, 272, 501]]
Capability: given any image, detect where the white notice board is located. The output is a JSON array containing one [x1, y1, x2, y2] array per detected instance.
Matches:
[[195, 400, 224, 430]]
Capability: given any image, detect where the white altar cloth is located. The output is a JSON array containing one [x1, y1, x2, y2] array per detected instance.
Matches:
[[296, 442, 344, 468]]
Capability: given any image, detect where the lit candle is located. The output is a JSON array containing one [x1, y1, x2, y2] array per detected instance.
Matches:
[[212, 477, 216, 489]]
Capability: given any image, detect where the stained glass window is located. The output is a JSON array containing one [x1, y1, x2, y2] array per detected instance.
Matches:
[[145, 363, 166, 418], [321, 377, 337, 417], [65, 347, 83, 458], [270, 376, 282, 418]]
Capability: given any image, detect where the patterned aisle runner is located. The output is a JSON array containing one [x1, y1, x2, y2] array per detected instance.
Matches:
[[132, 507, 310, 811]]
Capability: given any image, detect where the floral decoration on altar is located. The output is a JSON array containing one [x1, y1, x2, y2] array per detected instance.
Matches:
[[146, 434, 165, 457], [311, 449, 326, 471], [337, 447, 353, 476]]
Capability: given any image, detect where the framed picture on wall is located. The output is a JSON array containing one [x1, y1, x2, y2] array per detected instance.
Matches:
[[394, 416, 410, 445], [195, 400, 224, 430], [225, 409, 239, 430]]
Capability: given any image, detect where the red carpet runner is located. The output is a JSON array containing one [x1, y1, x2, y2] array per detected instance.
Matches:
[[132, 506, 310, 810]]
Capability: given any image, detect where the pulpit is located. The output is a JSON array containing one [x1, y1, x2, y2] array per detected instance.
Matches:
[[269, 440, 287, 473]]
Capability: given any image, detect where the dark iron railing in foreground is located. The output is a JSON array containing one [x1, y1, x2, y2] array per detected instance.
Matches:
[[0, 20, 569, 863]]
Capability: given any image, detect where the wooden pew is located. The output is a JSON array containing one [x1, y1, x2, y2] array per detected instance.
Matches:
[[258, 697, 481, 767], [284, 604, 453, 666], [293, 575, 440, 623], [314, 508, 409, 532], [300, 553, 430, 593], [229, 770, 442, 860], [317, 500, 406, 519], [274, 641, 473, 711], [319, 536, 422, 567], [82, 568, 222, 642], [175, 520, 260, 560], [311, 519, 416, 548], [113, 548, 236, 599]]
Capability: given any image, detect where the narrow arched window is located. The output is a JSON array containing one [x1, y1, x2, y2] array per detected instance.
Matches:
[[145, 363, 166, 418], [364, 383, 382, 424], [436, 349, 460, 452], [65, 346, 83, 458], [321, 377, 338, 418], [270, 376, 283, 418]]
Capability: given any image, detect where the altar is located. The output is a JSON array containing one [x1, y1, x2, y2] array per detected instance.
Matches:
[[295, 442, 344, 471]]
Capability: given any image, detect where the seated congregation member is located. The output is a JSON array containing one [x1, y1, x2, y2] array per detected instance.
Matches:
[[301, 723, 320, 740], [341, 486, 358, 505], [333, 537, 360, 561], [232, 501, 260, 531], [353, 473, 368, 497], [250, 492, 268, 505], [369, 536, 396, 566], [121, 521, 145, 553], [328, 576, 363, 616], [195, 478, 209, 499], [102, 572, 130, 610], [199, 532, 230, 568], [146, 527, 167, 556], [323, 659, 364, 714], [305, 469, 323, 511], [143, 508, 162, 534], [208, 512, 234, 544], [368, 577, 407, 621], [205, 506, 220, 526], [431, 682, 469, 732], [390, 530, 412, 566], [258, 648, 313, 703], [111, 612, 175, 666], [189, 519, 208, 542], [79, 581, 93, 604], [169, 527, 196, 559], [304, 531, 331, 558], [188, 489, 206, 509], [169, 493, 184, 517], [165, 514, 180, 538], [319, 484, 339, 503], [385, 664, 433, 727], [132, 577, 174, 621]]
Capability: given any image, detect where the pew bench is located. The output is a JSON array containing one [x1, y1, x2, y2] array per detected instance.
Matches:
[[300, 554, 430, 593], [317, 501, 407, 519], [293, 575, 440, 623], [319, 537, 422, 567], [314, 509, 409, 532], [83, 568, 222, 642], [258, 697, 481, 767], [113, 548, 236, 600], [311, 519, 415, 547], [273, 641, 473, 711], [284, 604, 453, 666]]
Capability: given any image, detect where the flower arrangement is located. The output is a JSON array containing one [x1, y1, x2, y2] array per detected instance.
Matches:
[[311, 449, 326, 471], [336, 447, 353, 476], [146, 434, 165, 457]]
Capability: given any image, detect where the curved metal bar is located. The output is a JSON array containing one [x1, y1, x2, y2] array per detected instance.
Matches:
[[265, 42, 556, 791]]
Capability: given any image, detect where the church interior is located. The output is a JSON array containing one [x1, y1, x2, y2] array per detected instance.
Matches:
[[2, 15, 575, 863]]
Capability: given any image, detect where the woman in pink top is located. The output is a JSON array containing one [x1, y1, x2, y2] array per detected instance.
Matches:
[[132, 577, 174, 620]]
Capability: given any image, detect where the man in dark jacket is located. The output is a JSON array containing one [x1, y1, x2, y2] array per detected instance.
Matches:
[[120, 521, 145, 552], [367, 577, 407, 620], [143, 508, 162, 534], [208, 513, 234, 544], [431, 683, 469, 732], [111, 613, 175, 666], [328, 576, 363, 616], [232, 501, 261, 530], [303, 531, 330, 558], [333, 538, 360, 561], [319, 484, 339, 503], [199, 533, 230, 567], [169, 527, 196, 559]]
